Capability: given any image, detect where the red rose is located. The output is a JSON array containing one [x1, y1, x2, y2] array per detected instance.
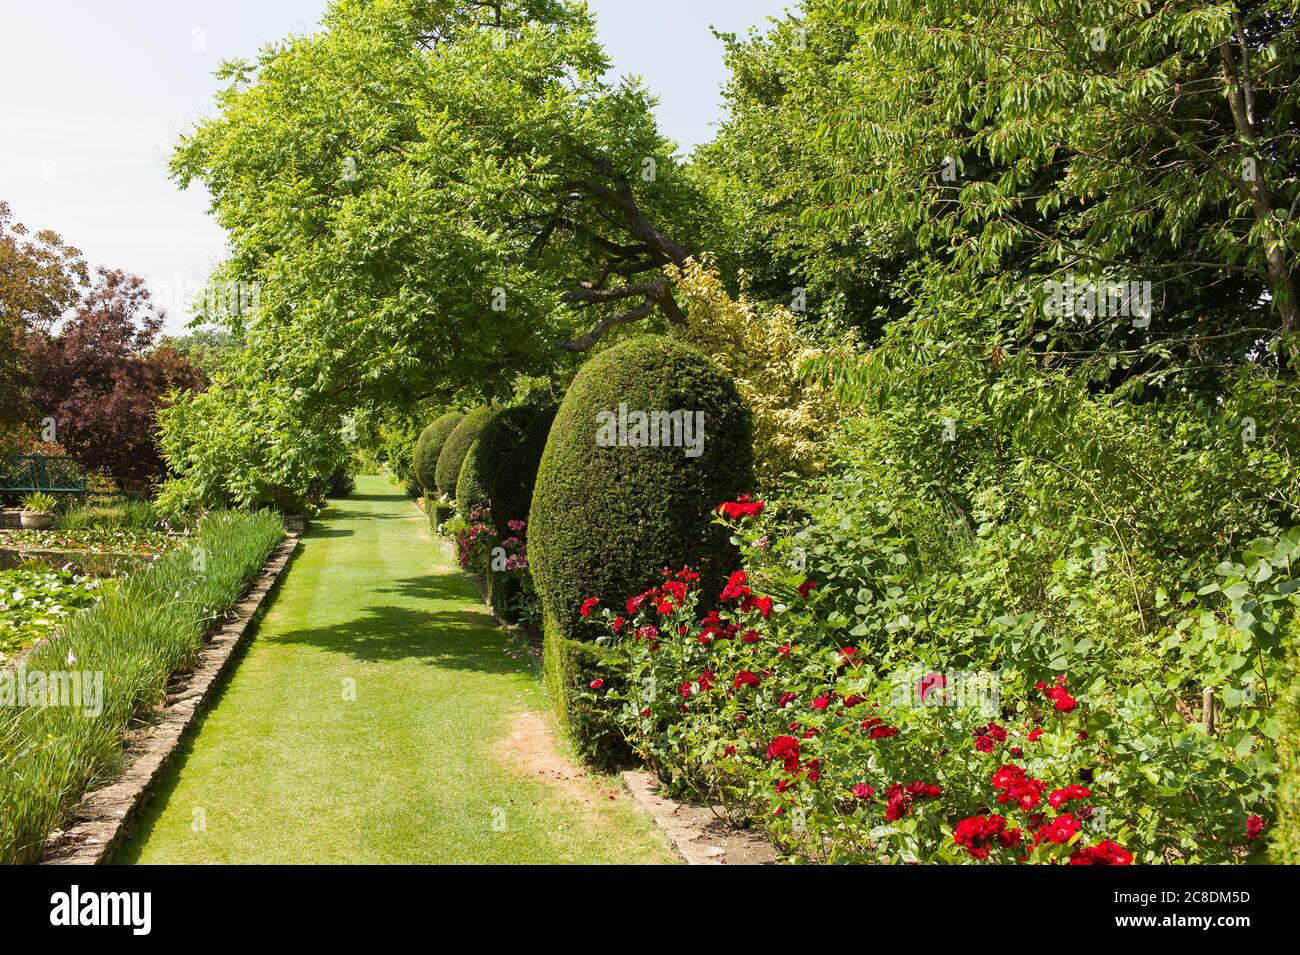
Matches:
[[1247, 814, 1266, 841], [1027, 729, 1044, 742], [918, 671, 947, 702], [975, 735, 995, 753], [851, 784, 874, 799], [765, 735, 801, 773], [811, 695, 830, 710], [885, 784, 910, 820], [1068, 840, 1133, 865], [611, 615, 624, 633], [1034, 812, 1082, 845], [798, 580, 818, 598], [588, 678, 604, 689], [718, 494, 766, 520], [1048, 785, 1091, 810], [733, 670, 762, 689], [1052, 692, 1078, 712], [954, 814, 1008, 860], [778, 692, 798, 708], [720, 569, 752, 602]]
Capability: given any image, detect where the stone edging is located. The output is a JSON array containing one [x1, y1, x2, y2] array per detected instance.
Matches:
[[40, 534, 301, 865], [619, 770, 779, 865]]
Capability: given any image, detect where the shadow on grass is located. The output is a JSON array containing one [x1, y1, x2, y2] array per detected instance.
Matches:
[[111, 578, 528, 864], [270, 602, 518, 673]]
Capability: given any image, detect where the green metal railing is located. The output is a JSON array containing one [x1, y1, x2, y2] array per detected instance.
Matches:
[[1, 455, 87, 494]]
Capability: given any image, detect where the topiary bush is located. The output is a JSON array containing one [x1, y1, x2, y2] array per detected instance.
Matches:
[[413, 411, 464, 497], [435, 405, 497, 502], [456, 406, 538, 517], [530, 334, 753, 644], [490, 404, 557, 536]]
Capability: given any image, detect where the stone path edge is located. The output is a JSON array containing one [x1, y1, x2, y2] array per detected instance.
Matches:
[[40, 533, 302, 865]]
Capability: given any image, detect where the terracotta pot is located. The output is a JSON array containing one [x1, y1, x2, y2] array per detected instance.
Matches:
[[20, 511, 57, 530]]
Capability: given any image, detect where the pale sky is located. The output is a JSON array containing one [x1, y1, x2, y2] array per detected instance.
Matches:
[[0, 1, 790, 332]]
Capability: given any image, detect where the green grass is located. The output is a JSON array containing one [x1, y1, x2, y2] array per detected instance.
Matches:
[[117, 476, 674, 864]]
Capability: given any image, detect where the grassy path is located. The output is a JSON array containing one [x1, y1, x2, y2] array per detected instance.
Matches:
[[117, 476, 673, 864]]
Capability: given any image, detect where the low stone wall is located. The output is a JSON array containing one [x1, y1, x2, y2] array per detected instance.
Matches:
[[0, 509, 20, 529], [40, 534, 301, 865]]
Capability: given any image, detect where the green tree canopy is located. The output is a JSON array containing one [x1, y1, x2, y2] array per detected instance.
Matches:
[[701, 0, 1300, 390]]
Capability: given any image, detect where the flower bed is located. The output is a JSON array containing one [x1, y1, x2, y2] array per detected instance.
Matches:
[[572, 500, 1287, 864]]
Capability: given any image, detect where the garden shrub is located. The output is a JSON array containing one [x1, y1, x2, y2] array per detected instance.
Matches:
[[1277, 625, 1300, 863], [456, 405, 537, 517], [670, 257, 841, 482], [580, 506, 1286, 863], [529, 335, 753, 649], [435, 405, 497, 501], [489, 404, 557, 537], [542, 614, 630, 770], [413, 411, 464, 497]]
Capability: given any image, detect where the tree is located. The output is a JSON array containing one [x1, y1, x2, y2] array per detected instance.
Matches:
[[0, 200, 87, 434], [172, 0, 708, 405], [26, 269, 203, 486], [708, 0, 1300, 387]]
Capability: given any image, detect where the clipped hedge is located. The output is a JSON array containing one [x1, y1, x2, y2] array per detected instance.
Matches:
[[490, 405, 557, 536], [542, 614, 630, 769], [456, 405, 538, 517], [413, 412, 464, 497], [530, 334, 753, 644], [434, 405, 497, 501]]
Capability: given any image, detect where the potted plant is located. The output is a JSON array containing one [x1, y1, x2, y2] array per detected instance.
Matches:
[[18, 491, 59, 530]]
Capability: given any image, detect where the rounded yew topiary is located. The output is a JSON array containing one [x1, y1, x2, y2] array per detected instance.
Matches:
[[435, 405, 498, 501], [413, 412, 464, 496], [490, 404, 557, 536], [456, 405, 538, 517], [530, 335, 754, 645]]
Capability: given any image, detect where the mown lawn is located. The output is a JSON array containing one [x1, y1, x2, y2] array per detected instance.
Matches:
[[117, 475, 674, 864]]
